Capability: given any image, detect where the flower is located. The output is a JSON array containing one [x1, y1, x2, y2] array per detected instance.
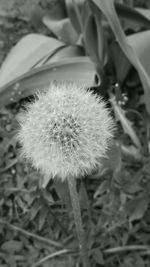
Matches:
[[17, 82, 115, 182]]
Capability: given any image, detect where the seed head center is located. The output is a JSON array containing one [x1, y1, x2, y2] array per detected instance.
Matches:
[[51, 115, 80, 149]]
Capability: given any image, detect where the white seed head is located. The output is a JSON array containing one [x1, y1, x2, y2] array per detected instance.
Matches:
[[17, 82, 115, 182]]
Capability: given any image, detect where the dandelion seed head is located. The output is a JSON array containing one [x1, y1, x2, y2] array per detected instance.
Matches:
[[17, 82, 115, 181]]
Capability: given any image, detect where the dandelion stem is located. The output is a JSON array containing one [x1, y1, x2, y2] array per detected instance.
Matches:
[[67, 176, 90, 267], [80, 180, 92, 229]]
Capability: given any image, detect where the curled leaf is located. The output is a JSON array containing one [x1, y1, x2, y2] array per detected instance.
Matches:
[[0, 57, 98, 107], [0, 34, 65, 87], [42, 15, 79, 44]]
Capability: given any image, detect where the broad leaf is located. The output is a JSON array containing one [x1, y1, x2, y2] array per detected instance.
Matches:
[[0, 57, 98, 107], [34, 45, 85, 67], [0, 34, 65, 87], [91, 0, 150, 114], [111, 30, 150, 86], [83, 13, 99, 63], [127, 30, 150, 79], [136, 7, 150, 22], [42, 16, 79, 44], [89, 2, 107, 66], [110, 41, 131, 85], [83, 2, 106, 68], [115, 3, 150, 30]]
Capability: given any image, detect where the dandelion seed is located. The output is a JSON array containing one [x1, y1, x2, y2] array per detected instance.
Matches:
[[17, 82, 115, 182]]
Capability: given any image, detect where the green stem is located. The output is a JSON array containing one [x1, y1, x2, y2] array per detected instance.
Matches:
[[80, 180, 92, 230], [67, 176, 90, 267]]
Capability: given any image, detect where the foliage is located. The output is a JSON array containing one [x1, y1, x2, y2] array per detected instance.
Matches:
[[0, 0, 150, 266]]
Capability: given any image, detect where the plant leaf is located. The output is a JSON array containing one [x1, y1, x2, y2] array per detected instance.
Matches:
[[90, 2, 107, 66], [125, 196, 148, 222], [92, 248, 104, 264], [30, 199, 42, 220], [135, 7, 150, 22], [110, 96, 141, 149], [1, 240, 23, 252], [110, 41, 131, 85], [65, 0, 86, 33], [121, 144, 141, 160], [42, 16, 79, 44], [83, 13, 99, 63], [93, 142, 122, 179], [115, 3, 150, 30], [0, 34, 65, 87], [91, 0, 150, 114], [127, 30, 150, 79], [38, 206, 48, 231], [0, 57, 98, 107], [34, 45, 85, 67], [111, 30, 150, 86], [83, 1, 107, 67]]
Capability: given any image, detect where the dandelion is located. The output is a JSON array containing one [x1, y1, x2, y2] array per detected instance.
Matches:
[[17, 81, 115, 267], [18, 82, 114, 267], [17, 81, 114, 182]]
